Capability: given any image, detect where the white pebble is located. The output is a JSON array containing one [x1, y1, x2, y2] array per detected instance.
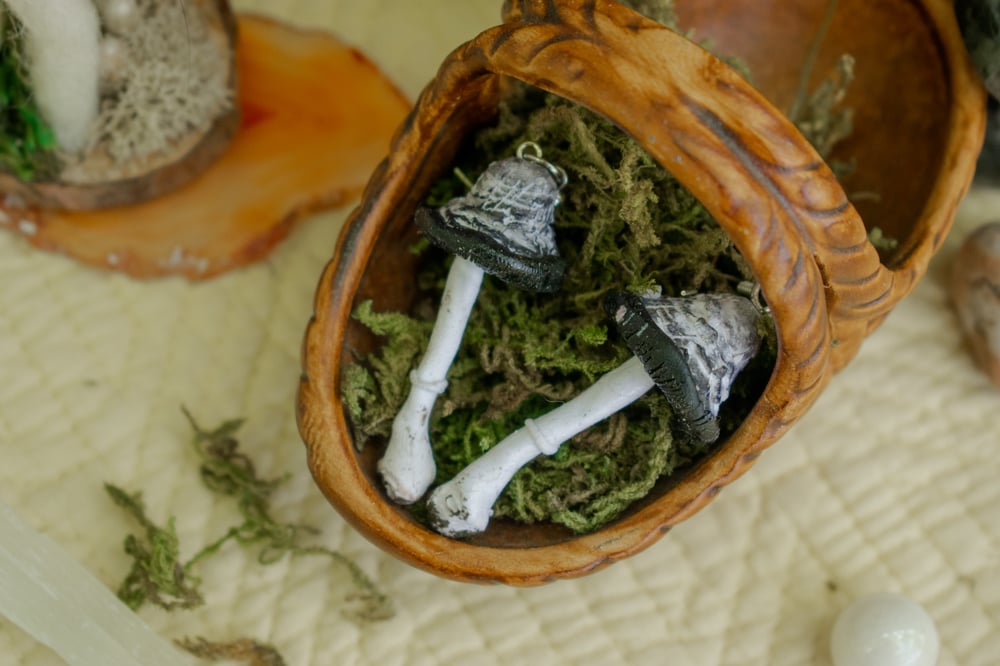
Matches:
[[830, 592, 939, 666], [99, 0, 139, 35], [98, 36, 129, 92]]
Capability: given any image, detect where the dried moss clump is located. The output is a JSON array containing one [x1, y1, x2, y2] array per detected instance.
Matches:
[[0, 13, 57, 181]]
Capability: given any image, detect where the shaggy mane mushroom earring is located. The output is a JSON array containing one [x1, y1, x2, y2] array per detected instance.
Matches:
[[427, 288, 766, 537], [377, 142, 569, 504]]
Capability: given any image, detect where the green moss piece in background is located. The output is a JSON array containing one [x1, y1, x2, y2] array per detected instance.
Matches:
[[0, 13, 58, 182]]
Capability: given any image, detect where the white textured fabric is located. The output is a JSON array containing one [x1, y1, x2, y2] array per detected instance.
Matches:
[[1, 2, 999, 664]]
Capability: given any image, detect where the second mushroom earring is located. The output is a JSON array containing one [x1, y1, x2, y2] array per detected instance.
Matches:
[[377, 142, 569, 503]]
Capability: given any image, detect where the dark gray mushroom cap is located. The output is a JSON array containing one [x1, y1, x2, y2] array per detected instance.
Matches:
[[415, 156, 567, 293], [605, 290, 762, 444]]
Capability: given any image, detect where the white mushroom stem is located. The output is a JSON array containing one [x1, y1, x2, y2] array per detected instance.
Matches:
[[378, 256, 486, 503], [4, 0, 101, 153], [427, 355, 655, 537]]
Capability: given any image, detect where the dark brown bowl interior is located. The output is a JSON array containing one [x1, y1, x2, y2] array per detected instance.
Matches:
[[675, 0, 953, 259]]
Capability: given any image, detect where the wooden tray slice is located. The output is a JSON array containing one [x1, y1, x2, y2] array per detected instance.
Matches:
[[0, 14, 410, 280]]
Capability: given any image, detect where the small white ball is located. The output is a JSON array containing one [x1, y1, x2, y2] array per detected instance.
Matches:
[[100, 0, 140, 35], [830, 592, 939, 666], [98, 36, 129, 91]]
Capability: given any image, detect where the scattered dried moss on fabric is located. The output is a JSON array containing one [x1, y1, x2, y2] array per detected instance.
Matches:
[[107, 408, 392, 622], [343, 4, 854, 534]]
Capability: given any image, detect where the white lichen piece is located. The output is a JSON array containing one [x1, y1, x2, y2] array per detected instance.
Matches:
[[427, 357, 656, 537], [4, 0, 101, 153]]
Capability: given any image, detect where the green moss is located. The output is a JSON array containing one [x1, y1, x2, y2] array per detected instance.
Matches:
[[343, 1, 852, 535], [867, 226, 899, 254], [343, 301, 432, 444], [0, 15, 58, 182], [791, 54, 856, 178], [107, 409, 392, 621], [957, 0, 1000, 97], [105, 484, 204, 611]]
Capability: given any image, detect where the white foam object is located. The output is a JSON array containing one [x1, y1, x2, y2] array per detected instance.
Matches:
[[0, 496, 191, 665], [378, 256, 485, 503], [830, 592, 940, 666], [4, 0, 101, 153]]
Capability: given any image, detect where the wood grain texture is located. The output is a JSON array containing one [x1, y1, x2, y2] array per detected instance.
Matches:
[[298, 0, 984, 584]]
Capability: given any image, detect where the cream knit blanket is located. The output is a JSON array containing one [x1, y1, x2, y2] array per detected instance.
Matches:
[[1, 2, 997, 664]]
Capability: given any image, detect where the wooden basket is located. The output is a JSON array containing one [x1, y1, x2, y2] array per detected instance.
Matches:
[[298, 0, 985, 584], [0, 0, 238, 211]]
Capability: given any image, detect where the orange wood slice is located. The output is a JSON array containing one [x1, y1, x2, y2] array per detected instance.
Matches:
[[0, 14, 410, 280]]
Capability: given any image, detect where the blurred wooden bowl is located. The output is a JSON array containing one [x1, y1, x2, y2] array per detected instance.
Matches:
[[0, 0, 238, 211], [298, 0, 984, 584]]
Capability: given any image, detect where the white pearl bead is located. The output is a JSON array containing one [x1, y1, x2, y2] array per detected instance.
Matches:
[[100, 0, 139, 35], [830, 592, 939, 666]]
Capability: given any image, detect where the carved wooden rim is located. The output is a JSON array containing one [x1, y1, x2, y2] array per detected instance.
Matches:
[[297, 0, 984, 584]]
